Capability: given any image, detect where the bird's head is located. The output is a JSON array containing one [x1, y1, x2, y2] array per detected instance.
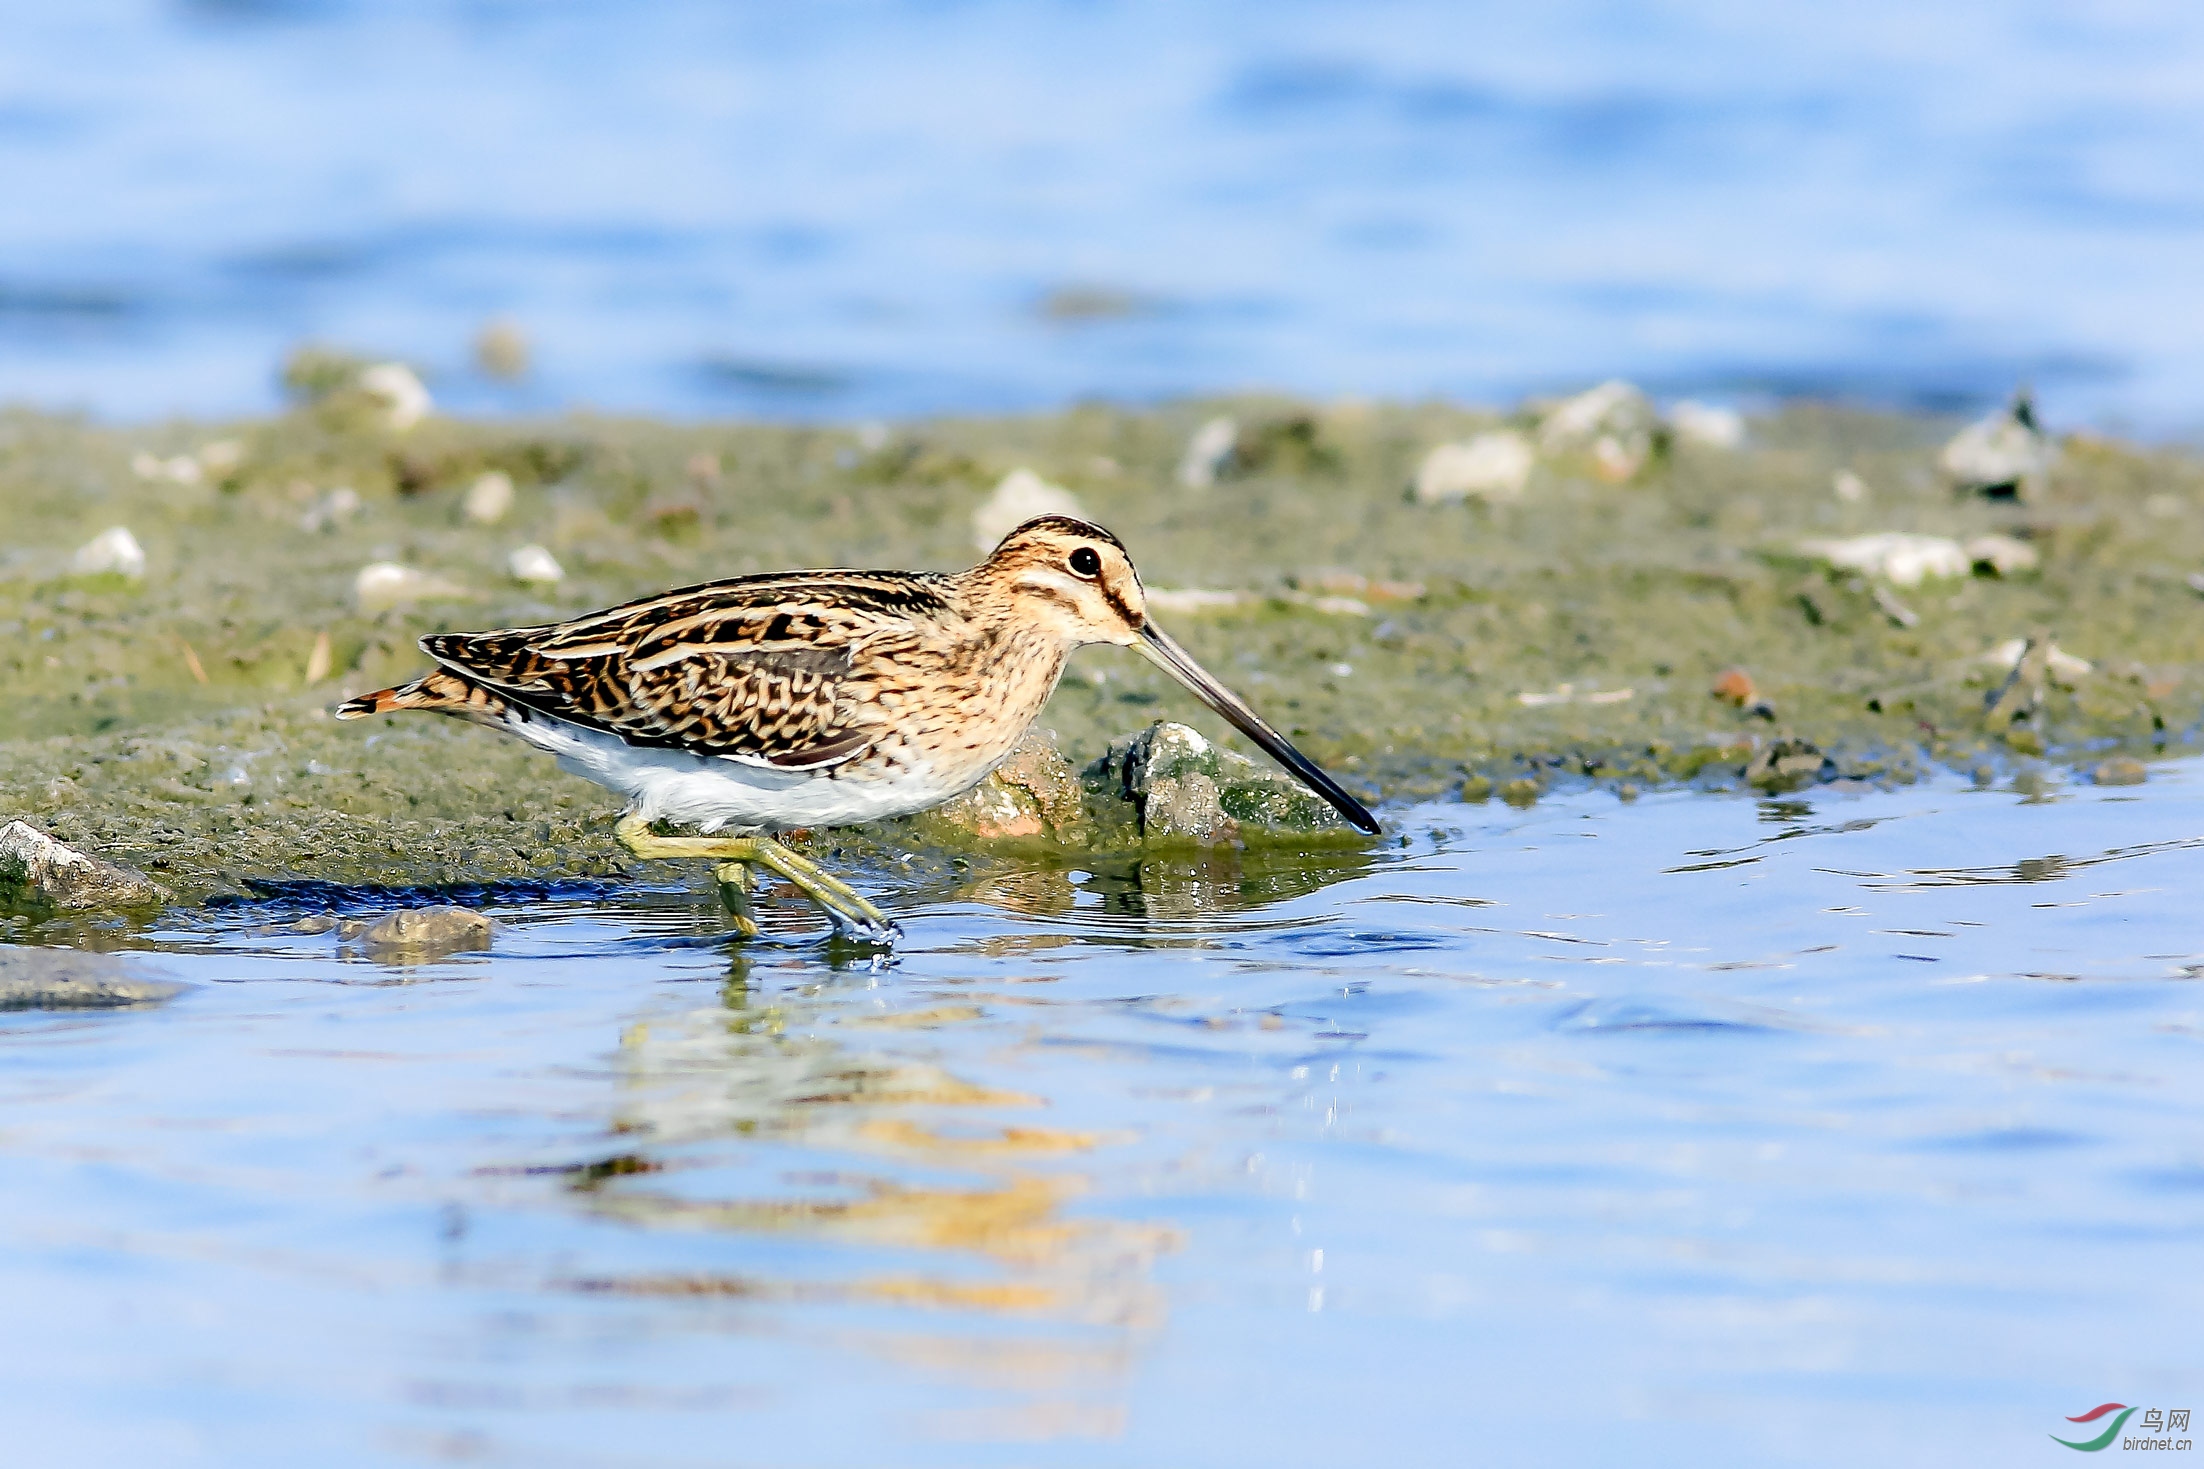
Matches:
[[977, 514, 1148, 647], [973, 514, 1381, 835]]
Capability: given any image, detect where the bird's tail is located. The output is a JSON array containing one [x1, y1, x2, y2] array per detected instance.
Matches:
[[335, 669, 508, 724]]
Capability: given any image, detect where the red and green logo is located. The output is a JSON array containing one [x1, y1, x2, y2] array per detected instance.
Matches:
[[2054, 1404, 2193, 1451], [2054, 1404, 2137, 1452]]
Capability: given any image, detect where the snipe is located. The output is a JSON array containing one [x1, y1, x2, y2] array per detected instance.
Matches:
[[338, 515, 1378, 942]]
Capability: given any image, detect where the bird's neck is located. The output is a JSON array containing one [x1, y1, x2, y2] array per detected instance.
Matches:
[[920, 590, 1073, 782]]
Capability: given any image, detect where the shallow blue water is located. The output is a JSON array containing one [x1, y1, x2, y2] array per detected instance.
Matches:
[[4, 763, 2201, 1465], [3, 0, 2203, 430]]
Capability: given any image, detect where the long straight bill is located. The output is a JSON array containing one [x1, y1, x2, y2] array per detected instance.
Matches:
[[1137, 621, 1381, 834]]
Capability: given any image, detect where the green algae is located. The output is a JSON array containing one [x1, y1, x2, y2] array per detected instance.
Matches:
[[3, 397, 2202, 904]]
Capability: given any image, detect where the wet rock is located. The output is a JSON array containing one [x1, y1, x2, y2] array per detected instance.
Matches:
[[1084, 721, 1344, 844], [0, 821, 165, 910], [1801, 532, 1969, 587], [973, 468, 1083, 551], [1176, 416, 1239, 489], [931, 733, 1085, 841], [71, 526, 146, 579], [1940, 392, 2053, 500], [340, 905, 493, 958], [0, 946, 188, 1010], [1412, 432, 1534, 504], [1745, 739, 1836, 791], [1499, 776, 1543, 807], [1145, 769, 1233, 841], [2093, 756, 2148, 786]]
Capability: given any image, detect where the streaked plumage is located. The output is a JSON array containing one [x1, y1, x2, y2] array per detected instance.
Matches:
[[338, 515, 1378, 941]]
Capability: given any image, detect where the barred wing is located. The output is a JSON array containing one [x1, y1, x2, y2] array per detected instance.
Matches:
[[420, 574, 945, 770]]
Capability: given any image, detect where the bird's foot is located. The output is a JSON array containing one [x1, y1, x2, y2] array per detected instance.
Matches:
[[615, 814, 896, 946]]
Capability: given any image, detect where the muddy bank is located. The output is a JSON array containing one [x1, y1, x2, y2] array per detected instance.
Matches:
[[3, 394, 2202, 905]]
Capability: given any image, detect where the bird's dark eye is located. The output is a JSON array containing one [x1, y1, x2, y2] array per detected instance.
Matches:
[[1068, 546, 1103, 578]]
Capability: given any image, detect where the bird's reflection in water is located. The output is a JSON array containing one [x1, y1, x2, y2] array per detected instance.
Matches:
[[547, 955, 1173, 1443], [938, 842, 1382, 928]]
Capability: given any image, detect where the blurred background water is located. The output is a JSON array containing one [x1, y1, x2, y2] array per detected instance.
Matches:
[[3, 0, 2203, 430]]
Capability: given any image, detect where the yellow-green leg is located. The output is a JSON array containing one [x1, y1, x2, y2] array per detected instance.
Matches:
[[615, 813, 897, 944], [711, 859, 761, 939]]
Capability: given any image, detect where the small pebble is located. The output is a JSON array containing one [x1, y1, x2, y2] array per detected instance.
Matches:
[[1144, 588, 1246, 615], [1745, 739, 1834, 790], [131, 451, 203, 485], [1669, 400, 1744, 449], [358, 362, 432, 431], [1537, 380, 1653, 451], [2093, 756, 2148, 786], [1801, 532, 1968, 587], [72, 525, 147, 579], [304, 631, 333, 684], [1412, 432, 1533, 504], [355, 562, 467, 612], [299, 486, 362, 533], [973, 469, 1083, 551], [508, 544, 565, 586], [1940, 392, 2052, 499], [1965, 534, 2039, 576], [463, 471, 515, 525], [1710, 669, 1757, 705], [1177, 416, 1239, 489], [1982, 638, 2092, 682], [473, 319, 531, 380]]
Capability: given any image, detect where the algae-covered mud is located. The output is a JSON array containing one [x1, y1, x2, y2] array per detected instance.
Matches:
[[4, 393, 2202, 905]]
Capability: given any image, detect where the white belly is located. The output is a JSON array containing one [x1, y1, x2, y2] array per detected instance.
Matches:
[[506, 709, 954, 833]]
